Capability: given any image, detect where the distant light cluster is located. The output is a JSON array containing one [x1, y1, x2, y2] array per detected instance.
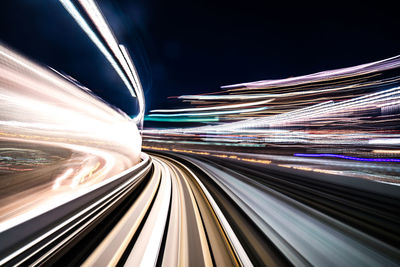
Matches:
[[147, 55, 400, 126], [143, 55, 400, 183]]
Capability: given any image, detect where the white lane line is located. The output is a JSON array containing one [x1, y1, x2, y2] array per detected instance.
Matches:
[[82, 160, 162, 266], [139, 159, 171, 267], [124, 158, 172, 267], [166, 159, 213, 266], [176, 160, 253, 267], [188, 157, 400, 266]]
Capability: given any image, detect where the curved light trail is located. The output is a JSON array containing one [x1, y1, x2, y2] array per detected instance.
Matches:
[[59, 0, 145, 126], [0, 44, 141, 233]]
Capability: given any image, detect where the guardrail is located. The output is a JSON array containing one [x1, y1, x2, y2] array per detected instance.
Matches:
[[0, 153, 152, 266]]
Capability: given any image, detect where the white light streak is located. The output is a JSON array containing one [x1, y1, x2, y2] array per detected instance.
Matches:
[[53, 168, 74, 190], [148, 106, 268, 117], [59, 0, 136, 97], [150, 98, 274, 113]]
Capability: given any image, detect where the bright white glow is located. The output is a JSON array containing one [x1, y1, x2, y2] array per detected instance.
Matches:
[[78, 0, 137, 97], [149, 106, 268, 117], [150, 98, 274, 113], [53, 168, 74, 190], [0, 45, 142, 229], [59, 0, 136, 97], [369, 139, 400, 145], [120, 44, 145, 125], [137, 159, 171, 267]]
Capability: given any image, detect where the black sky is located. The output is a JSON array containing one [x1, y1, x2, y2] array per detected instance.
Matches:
[[1, 0, 399, 115]]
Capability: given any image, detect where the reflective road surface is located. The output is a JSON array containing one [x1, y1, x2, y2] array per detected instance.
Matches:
[[3, 150, 399, 266]]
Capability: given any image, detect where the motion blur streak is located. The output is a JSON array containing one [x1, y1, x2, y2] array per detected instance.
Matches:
[[59, 0, 134, 96], [119, 44, 145, 125], [138, 55, 400, 265], [83, 154, 251, 267], [150, 98, 274, 113], [148, 152, 400, 266], [148, 106, 268, 117], [59, 0, 145, 124], [0, 44, 141, 230], [143, 55, 400, 184], [147, 55, 400, 124], [1, 5, 400, 263], [294, 153, 400, 162]]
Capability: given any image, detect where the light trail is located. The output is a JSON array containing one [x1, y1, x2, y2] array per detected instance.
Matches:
[[78, 0, 137, 96], [124, 158, 171, 267], [59, 0, 135, 96], [143, 54, 400, 188], [3, 149, 399, 265], [119, 44, 145, 124], [147, 54, 400, 128], [53, 168, 74, 190], [0, 44, 141, 231], [75, 154, 252, 266], [59, 0, 145, 125], [148, 106, 268, 117], [294, 153, 400, 162], [151, 98, 274, 113], [174, 153, 400, 266], [2, 3, 400, 265], [141, 52, 400, 262], [221, 55, 400, 89]]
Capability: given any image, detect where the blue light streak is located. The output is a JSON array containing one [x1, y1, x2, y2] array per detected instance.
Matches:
[[294, 153, 400, 162]]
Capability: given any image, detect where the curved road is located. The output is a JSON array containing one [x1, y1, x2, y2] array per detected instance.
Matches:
[[1, 151, 400, 266], [83, 154, 251, 267], [65, 151, 400, 266]]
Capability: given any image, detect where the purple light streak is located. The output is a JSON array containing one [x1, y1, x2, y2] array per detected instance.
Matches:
[[294, 153, 400, 162]]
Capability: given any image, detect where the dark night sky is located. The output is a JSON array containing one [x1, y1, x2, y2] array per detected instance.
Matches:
[[1, 0, 399, 115]]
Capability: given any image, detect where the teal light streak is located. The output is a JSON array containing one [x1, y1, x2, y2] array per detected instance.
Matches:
[[144, 116, 219, 122]]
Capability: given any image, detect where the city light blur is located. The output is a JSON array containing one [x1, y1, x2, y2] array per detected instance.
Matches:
[[0, 44, 141, 230], [143, 56, 400, 184], [1, 0, 400, 266]]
